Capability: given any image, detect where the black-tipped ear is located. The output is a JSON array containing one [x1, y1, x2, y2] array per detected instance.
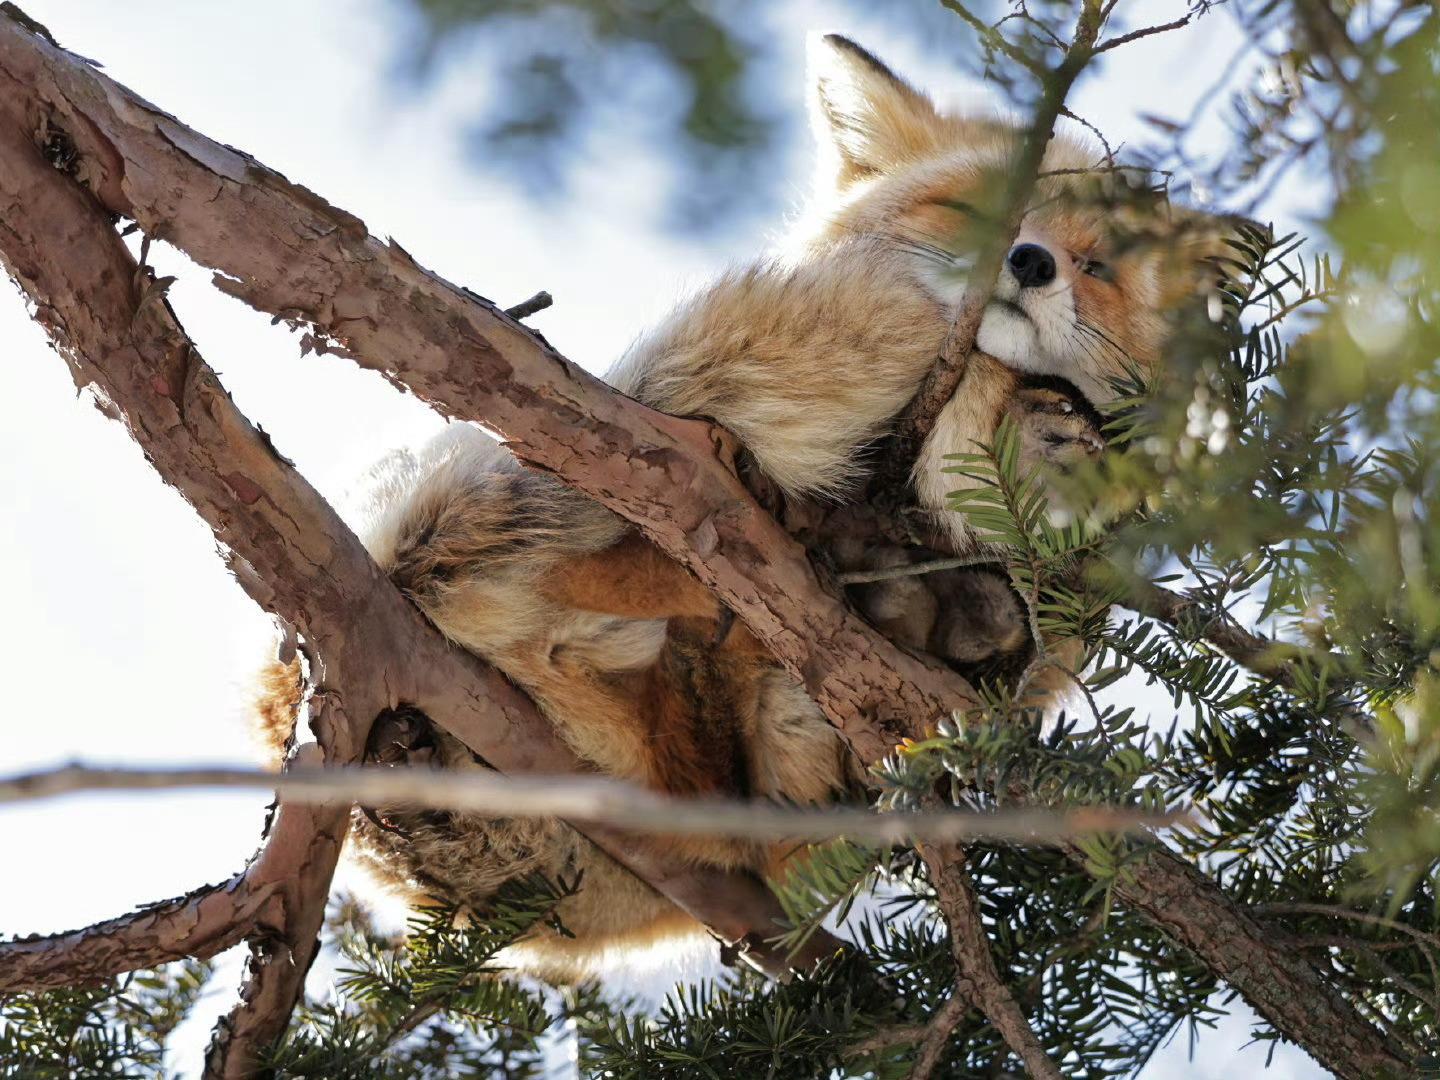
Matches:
[[808, 34, 945, 192]]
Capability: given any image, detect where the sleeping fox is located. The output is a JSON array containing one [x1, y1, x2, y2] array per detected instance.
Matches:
[[255, 34, 1241, 978]]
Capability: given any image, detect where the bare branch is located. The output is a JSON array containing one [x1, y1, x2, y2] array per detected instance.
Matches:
[[0, 758, 338, 993], [921, 844, 1063, 1080], [899, 0, 1106, 448], [1093, 17, 1192, 55], [0, 76, 838, 1047], [836, 554, 1000, 585], [1256, 902, 1440, 995], [938, 0, 1046, 77], [0, 761, 1189, 847], [502, 289, 552, 320], [844, 1023, 929, 1059], [202, 744, 346, 1078]]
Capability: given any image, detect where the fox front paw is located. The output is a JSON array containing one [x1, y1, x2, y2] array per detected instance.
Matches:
[[1008, 378, 1106, 473]]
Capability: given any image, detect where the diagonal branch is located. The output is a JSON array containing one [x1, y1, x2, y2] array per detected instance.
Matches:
[[0, 101, 836, 1069], [1125, 578, 1371, 730], [920, 844, 1062, 1080], [0, 11, 979, 766], [0, 10, 1411, 1077], [899, 0, 1106, 449], [0, 765, 325, 993], [202, 744, 346, 1077], [1068, 840, 1412, 1079], [1093, 16, 1192, 54]]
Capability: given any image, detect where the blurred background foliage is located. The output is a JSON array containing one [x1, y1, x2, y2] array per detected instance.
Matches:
[[388, 0, 975, 227]]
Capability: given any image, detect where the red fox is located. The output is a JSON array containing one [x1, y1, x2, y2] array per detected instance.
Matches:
[[256, 35, 1241, 978]]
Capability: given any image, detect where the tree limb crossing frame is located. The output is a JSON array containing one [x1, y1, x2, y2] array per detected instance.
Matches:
[[0, 8, 1411, 1079]]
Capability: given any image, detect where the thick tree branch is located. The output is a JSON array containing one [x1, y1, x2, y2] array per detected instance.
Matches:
[[0, 100, 835, 1065], [1073, 841, 1413, 1078], [0, 11, 980, 767], [0, 761, 1185, 848], [0, 11, 1409, 1076]]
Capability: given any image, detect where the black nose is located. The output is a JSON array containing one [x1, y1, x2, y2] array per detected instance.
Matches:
[[1008, 243, 1057, 288]]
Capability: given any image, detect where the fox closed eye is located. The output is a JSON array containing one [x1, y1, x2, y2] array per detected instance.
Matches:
[[1077, 256, 1116, 283]]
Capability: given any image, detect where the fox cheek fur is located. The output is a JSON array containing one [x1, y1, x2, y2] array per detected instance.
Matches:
[[252, 34, 1243, 979]]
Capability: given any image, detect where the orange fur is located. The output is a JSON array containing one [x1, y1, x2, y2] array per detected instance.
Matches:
[[538, 533, 721, 622], [250, 34, 1242, 978]]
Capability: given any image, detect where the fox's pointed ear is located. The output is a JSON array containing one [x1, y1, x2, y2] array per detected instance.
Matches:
[[1158, 211, 1273, 305], [808, 34, 944, 192]]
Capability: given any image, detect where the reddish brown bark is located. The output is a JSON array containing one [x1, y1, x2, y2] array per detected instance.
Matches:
[[0, 12, 980, 766], [0, 788, 318, 993], [920, 844, 1062, 1080], [0, 10, 1409, 1078], [0, 99, 832, 1075]]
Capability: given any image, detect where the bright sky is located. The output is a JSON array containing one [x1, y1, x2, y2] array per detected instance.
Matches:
[[0, 1, 1325, 1076]]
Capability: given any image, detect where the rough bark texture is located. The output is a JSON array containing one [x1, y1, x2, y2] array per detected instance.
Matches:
[[1072, 841, 1413, 1079], [0, 14, 979, 767], [0, 793, 304, 992], [0, 94, 833, 1071], [921, 845, 1063, 1080], [0, 10, 1410, 1077]]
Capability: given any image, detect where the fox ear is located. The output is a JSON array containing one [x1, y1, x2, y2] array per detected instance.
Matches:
[[808, 34, 944, 192], [1159, 211, 1272, 304]]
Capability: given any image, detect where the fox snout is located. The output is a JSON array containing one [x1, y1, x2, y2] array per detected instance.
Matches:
[[1008, 242, 1058, 288]]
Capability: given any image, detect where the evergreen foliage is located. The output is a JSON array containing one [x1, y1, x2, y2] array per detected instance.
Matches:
[[0, 960, 212, 1079], [5, 2, 1440, 1076]]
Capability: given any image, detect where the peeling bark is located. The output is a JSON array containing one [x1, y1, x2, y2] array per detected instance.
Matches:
[[0, 103, 834, 1073], [0, 10, 1411, 1077], [0, 13, 981, 766]]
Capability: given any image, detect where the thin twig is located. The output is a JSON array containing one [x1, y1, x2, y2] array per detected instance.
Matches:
[[938, 0, 1046, 76], [1092, 16, 1192, 54], [902, 0, 1106, 445], [837, 554, 999, 585], [1126, 578, 1371, 731], [845, 1023, 929, 1059], [0, 761, 1189, 846], [1256, 902, 1440, 996], [1301, 938, 1434, 1025]]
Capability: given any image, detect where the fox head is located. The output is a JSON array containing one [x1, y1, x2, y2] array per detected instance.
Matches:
[[801, 34, 1247, 405]]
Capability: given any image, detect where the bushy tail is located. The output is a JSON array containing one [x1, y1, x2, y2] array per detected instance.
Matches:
[[252, 654, 304, 767]]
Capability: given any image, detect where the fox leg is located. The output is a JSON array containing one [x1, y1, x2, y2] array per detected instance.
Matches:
[[537, 530, 723, 621]]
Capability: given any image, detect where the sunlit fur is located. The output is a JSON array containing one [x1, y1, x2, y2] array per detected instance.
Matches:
[[253, 34, 1239, 978]]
